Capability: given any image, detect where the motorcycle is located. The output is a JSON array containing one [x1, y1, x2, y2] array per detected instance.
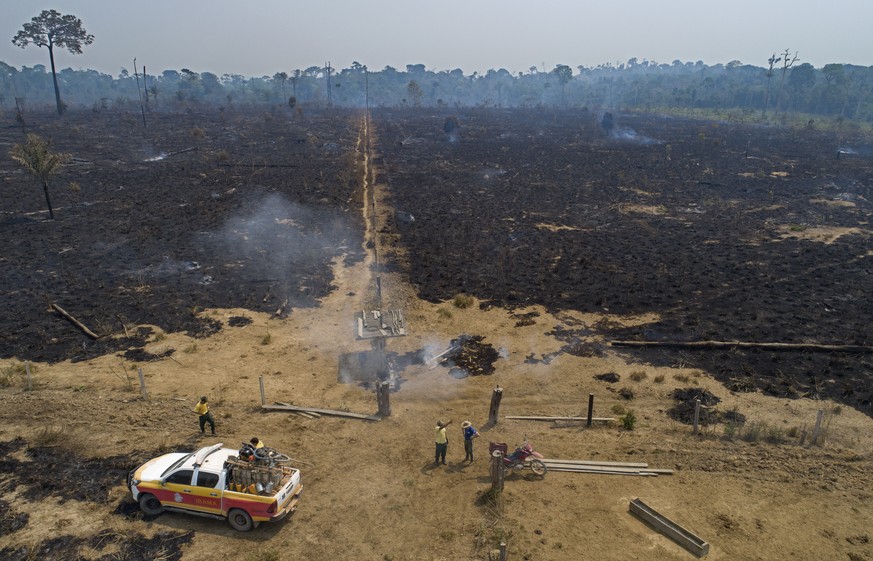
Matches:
[[501, 441, 547, 476]]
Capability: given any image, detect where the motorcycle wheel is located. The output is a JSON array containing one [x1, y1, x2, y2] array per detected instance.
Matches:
[[529, 459, 547, 476]]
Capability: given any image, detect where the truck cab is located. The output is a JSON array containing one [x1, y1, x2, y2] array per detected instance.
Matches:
[[128, 443, 302, 531]]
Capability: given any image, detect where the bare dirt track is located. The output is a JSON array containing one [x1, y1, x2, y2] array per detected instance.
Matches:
[[1, 107, 872, 561]]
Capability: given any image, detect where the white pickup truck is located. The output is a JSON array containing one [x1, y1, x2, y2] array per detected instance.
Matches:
[[128, 443, 302, 531]]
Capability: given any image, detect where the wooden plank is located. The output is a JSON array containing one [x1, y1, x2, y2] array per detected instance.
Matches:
[[544, 464, 659, 474], [629, 498, 709, 557], [266, 402, 381, 421], [547, 466, 659, 477], [545, 464, 673, 475], [506, 416, 614, 422], [541, 458, 649, 468]]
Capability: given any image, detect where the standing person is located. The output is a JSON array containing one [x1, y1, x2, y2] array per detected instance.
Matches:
[[462, 421, 479, 462], [434, 420, 452, 465], [194, 395, 215, 435]]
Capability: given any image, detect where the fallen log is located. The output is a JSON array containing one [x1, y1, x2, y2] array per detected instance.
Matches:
[[51, 304, 98, 339], [611, 339, 873, 353], [166, 147, 198, 157], [264, 402, 381, 421], [218, 163, 297, 168]]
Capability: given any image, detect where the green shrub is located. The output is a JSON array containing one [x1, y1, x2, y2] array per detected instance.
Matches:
[[621, 410, 637, 430]]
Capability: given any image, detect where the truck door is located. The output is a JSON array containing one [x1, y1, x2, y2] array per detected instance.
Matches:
[[161, 469, 197, 510], [190, 469, 223, 515]]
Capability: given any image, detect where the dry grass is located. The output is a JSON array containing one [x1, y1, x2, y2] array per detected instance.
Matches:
[[453, 293, 475, 309]]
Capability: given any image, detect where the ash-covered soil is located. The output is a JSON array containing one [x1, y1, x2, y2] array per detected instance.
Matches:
[[374, 108, 873, 414], [0, 109, 365, 363], [2, 107, 872, 416]]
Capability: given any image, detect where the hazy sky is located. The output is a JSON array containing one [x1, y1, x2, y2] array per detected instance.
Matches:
[[2, 0, 871, 77]]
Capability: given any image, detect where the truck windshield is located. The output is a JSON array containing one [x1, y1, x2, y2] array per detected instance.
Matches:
[[161, 453, 194, 478]]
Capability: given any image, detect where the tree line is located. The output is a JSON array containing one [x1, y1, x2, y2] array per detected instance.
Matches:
[[4, 11, 871, 121], [2, 58, 869, 122]]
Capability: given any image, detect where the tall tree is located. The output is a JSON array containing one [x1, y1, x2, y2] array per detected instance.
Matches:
[[775, 49, 798, 115], [273, 71, 288, 102], [12, 10, 94, 116], [762, 52, 781, 118], [407, 80, 423, 106], [9, 133, 71, 220], [552, 64, 573, 106]]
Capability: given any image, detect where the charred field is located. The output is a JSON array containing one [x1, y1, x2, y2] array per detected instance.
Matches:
[[374, 108, 873, 413], [1, 107, 872, 410]]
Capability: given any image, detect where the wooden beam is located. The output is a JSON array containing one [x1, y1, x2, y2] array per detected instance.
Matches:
[[544, 464, 673, 476], [541, 458, 650, 468], [611, 339, 873, 353], [265, 402, 381, 421], [629, 498, 709, 557], [506, 415, 614, 422]]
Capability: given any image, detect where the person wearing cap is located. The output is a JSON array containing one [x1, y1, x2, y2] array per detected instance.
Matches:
[[462, 421, 479, 462], [193, 395, 215, 435], [434, 420, 452, 465]]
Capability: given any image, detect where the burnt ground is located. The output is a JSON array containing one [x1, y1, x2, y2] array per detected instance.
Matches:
[[0, 437, 194, 560], [1, 107, 872, 416], [374, 108, 873, 414], [0, 108, 365, 363]]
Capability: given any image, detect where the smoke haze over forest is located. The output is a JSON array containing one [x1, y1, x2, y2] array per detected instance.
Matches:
[[1, 0, 872, 78]]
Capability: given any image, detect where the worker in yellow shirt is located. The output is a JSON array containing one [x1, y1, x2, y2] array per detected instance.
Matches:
[[194, 395, 215, 435], [250, 437, 264, 449], [434, 420, 452, 465]]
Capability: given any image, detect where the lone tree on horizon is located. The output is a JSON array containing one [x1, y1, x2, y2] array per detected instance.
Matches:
[[553, 64, 573, 106], [12, 10, 94, 116], [10, 133, 71, 220]]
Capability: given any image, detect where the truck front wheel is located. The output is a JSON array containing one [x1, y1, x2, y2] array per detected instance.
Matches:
[[138, 493, 164, 515], [228, 508, 254, 532]]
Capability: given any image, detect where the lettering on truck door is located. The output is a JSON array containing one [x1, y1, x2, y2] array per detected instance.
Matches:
[[189, 469, 223, 515]]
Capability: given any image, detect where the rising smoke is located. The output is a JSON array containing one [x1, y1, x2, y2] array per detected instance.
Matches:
[[213, 193, 353, 309]]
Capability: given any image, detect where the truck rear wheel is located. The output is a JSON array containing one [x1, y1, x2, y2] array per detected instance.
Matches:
[[228, 508, 254, 532], [138, 493, 164, 515]]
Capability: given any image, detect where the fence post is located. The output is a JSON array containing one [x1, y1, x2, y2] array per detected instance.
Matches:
[[499, 541, 507, 561], [586, 393, 595, 427], [259, 375, 266, 406], [376, 381, 391, 416], [692, 399, 701, 435], [488, 386, 503, 425], [25, 361, 32, 391], [490, 450, 505, 492], [137, 367, 148, 400]]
